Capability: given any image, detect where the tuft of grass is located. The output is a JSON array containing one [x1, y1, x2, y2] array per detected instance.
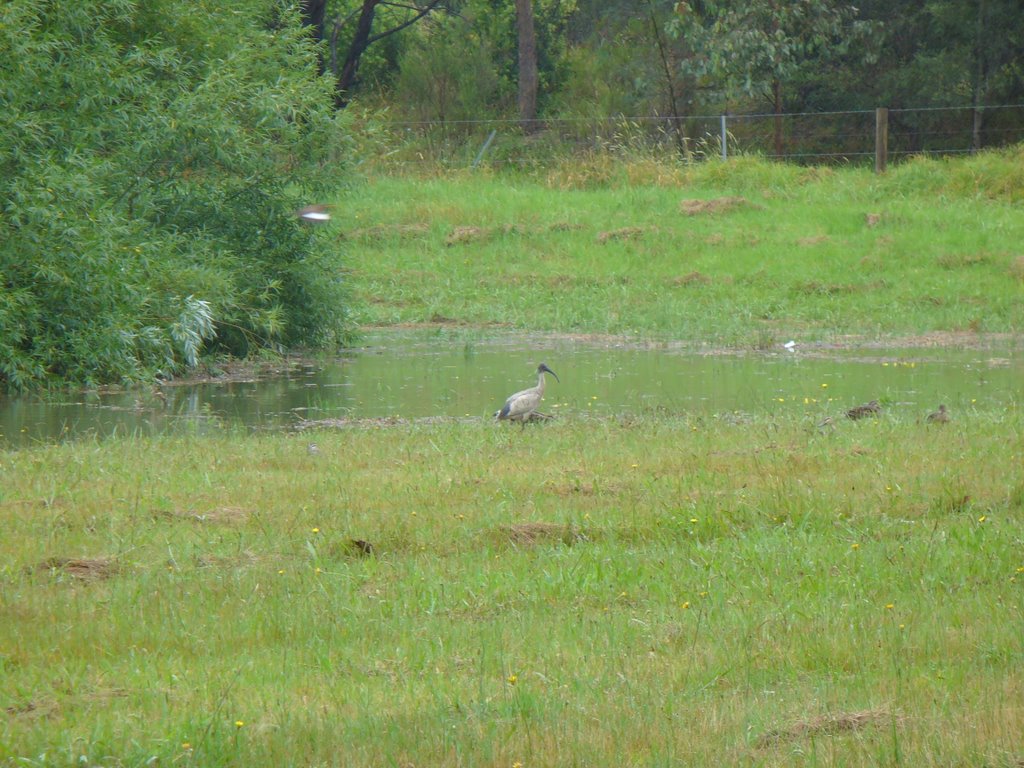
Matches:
[[30, 556, 119, 582], [757, 708, 900, 747]]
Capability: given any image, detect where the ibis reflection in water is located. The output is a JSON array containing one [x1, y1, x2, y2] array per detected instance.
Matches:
[[496, 363, 560, 425]]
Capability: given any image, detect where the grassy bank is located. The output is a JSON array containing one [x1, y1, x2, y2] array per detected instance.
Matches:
[[343, 151, 1024, 345], [3, 409, 1023, 766]]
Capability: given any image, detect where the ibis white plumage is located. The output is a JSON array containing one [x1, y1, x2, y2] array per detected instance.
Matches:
[[496, 363, 559, 424]]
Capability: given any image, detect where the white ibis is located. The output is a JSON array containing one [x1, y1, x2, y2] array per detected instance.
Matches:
[[295, 204, 332, 223], [496, 363, 559, 424]]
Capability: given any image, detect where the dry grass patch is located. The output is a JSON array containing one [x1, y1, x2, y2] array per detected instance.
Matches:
[[597, 226, 647, 243], [33, 557, 118, 581], [195, 550, 260, 568], [444, 226, 491, 246], [4, 699, 60, 720], [1010, 254, 1024, 281], [794, 280, 885, 297], [166, 505, 251, 524], [444, 224, 525, 246], [936, 251, 991, 269], [343, 223, 430, 241], [502, 522, 585, 547], [550, 480, 622, 496], [679, 196, 758, 215], [758, 708, 899, 747], [670, 271, 712, 286], [0, 497, 66, 512], [798, 235, 831, 246]]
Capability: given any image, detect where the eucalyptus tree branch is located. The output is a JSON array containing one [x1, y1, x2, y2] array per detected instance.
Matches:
[[366, 0, 444, 45], [330, 7, 363, 74]]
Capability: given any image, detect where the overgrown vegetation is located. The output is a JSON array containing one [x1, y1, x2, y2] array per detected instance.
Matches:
[[2, 411, 1022, 765], [0, 0, 354, 392]]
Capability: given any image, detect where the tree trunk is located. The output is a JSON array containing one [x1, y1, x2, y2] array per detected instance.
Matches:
[[647, 0, 688, 159], [337, 0, 381, 108], [772, 77, 783, 157], [515, 0, 538, 131], [300, 0, 328, 75], [971, 0, 986, 152]]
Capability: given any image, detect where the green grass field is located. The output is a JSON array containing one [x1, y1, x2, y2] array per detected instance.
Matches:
[[345, 151, 1024, 345], [3, 415, 1023, 766], [3, 152, 1024, 766]]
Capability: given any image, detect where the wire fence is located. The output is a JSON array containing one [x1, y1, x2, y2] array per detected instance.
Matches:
[[377, 104, 1024, 169]]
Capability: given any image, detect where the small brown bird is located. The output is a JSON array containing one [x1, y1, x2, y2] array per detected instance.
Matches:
[[815, 415, 836, 432], [846, 399, 881, 420], [926, 404, 950, 424], [295, 204, 332, 223], [349, 539, 375, 556]]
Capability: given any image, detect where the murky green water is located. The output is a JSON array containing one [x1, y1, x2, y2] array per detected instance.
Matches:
[[1, 332, 1020, 448]]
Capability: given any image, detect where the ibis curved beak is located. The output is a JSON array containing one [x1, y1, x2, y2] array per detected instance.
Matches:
[[539, 363, 560, 383]]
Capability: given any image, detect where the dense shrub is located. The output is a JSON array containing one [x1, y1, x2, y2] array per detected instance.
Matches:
[[0, 0, 352, 391]]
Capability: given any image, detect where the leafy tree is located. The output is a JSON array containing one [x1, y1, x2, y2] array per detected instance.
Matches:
[[391, 17, 499, 125], [669, 0, 862, 156], [554, 2, 704, 131], [0, 0, 351, 391], [828, 0, 1024, 150], [473, 0, 575, 114], [301, 0, 450, 106]]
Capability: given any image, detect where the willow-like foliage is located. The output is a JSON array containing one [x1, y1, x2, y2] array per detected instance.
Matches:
[[0, 0, 353, 390]]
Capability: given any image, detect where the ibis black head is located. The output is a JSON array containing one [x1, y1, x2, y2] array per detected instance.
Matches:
[[538, 363, 560, 383]]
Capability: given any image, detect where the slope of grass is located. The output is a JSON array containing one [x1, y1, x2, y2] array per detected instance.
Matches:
[[2, 410, 1023, 766], [341, 151, 1024, 345]]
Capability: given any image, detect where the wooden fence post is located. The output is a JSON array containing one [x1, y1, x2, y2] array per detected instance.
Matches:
[[875, 107, 889, 173]]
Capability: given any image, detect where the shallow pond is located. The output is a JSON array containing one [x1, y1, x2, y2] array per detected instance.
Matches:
[[1, 332, 1020, 448]]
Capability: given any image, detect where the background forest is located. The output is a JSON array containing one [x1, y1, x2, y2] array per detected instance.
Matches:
[[2, 0, 1023, 391], [313, 0, 1024, 155]]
